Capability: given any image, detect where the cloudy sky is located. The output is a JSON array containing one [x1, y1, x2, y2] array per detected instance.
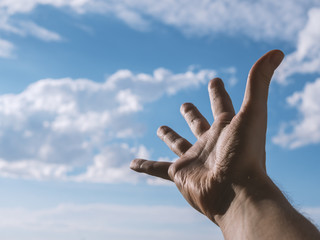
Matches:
[[0, 0, 319, 239]]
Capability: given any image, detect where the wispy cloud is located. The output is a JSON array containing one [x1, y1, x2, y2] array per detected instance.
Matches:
[[119, 0, 316, 41], [0, 203, 223, 240], [275, 8, 320, 84], [0, 202, 318, 240], [0, 0, 319, 58], [0, 37, 14, 58], [0, 68, 216, 182], [269, 8, 320, 149], [19, 21, 63, 41], [273, 78, 320, 148]]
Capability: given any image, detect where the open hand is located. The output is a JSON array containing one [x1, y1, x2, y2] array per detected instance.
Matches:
[[130, 50, 284, 223]]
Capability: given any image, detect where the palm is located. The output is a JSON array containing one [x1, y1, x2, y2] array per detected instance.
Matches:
[[130, 50, 283, 222], [168, 108, 266, 218]]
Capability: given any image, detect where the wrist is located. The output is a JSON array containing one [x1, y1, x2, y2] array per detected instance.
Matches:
[[213, 173, 288, 237], [210, 173, 319, 240]]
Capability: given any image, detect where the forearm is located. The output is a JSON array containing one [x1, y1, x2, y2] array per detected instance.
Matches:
[[215, 175, 320, 240]]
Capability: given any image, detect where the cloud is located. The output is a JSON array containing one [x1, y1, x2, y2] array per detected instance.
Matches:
[[275, 8, 320, 84], [0, 1, 63, 58], [123, 0, 317, 41], [0, 203, 224, 240], [0, 0, 319, 59], [72, 144, 147, 183], [0, 158, 70, 180], [0, 67, 216, 182], [110, 4, 150, 31], [273, 78, 320, 148], [19, 21, 63, 41], [0, 0, 76, 14], [0, 19, 63, 43], [271, 8, 320, 149], [0, 203, 319, 240], [0, 202, 318, 240], [0, 37, 14, 58]]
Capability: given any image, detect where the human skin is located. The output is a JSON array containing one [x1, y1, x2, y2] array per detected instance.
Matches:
[[130, 50, 320, 239]]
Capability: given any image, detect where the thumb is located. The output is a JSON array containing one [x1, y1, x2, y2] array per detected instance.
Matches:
[[240, 50, 284, 118]]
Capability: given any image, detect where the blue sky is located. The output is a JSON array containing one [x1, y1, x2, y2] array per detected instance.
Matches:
[[0, 1, 320, 239]]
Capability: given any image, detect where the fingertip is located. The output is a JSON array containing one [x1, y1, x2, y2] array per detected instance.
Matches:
[[130, 158, 143, 171], [269, 49, 284, 69], [240, 50, 283, 123], [129, 159, 137, 170], [131, 159, 172, 181], [157, 125, 170, 138], [180, 102, 194, 115], [208, 77, 224, 90]]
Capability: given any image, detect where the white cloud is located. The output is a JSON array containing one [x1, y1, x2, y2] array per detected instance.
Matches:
[[222, 67, 238, 87], [0, 1, 64, 57], [0, 67, 216, 182], [0, 0, 77, 14], [0, 37, 14, 58], [0, 202, 319, 240], [19, 21, 63, 41], [276, 8, 320, 84], [273, 78, 320, 148], [116, 89, 142, 114], [124, 0, 316, 41], [0, 203, 224, 240], [111, 4, 150, 31], [0, 158, 70, 180], [0, 0, 319, 59], [73, 144, 147, 183], [271, 7, 320, 149]]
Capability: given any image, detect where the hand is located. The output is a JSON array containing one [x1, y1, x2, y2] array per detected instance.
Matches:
[[130, 50, 284, 224]]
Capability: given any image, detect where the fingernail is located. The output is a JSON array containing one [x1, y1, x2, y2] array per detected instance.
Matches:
[[270, 50, 284, 68], [130, 160, 137, 170]]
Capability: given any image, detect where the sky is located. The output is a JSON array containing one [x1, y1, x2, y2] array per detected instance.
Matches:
[[0, 0, 319, 239]]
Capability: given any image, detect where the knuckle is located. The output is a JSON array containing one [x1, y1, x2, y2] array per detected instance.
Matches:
[[190, 118, 209, 135], [214, 119, 230, 128], [215, 112, 234, 123], [190, 116, 202, 125], [168, 164, 177, 180], [237, 108, 250, 120], [172, 137, 185, 151]]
